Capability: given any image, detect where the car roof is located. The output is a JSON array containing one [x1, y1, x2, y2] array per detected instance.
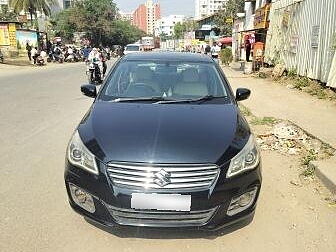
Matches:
[[122, 52, 214, 63]]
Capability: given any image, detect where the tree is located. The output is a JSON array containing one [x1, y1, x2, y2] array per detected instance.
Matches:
[[51, 7, 80, 41], [173, 22, 185, 39], [73, 0, 117, 46], [173, 19, 197, 39], [108, 20, 145, 46], [214, 0, 244, 36], [159, 32, 171, 42], [10, 0, 58, 27], [51, 0, 145, 46], [0, 5, 19, 22]]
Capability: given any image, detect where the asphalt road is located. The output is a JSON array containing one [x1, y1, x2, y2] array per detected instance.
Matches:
[[0, 60, 335, 252]]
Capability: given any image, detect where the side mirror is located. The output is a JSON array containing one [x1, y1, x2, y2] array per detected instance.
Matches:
[[81, 84, 97, 98], [236, 88, 251, 101]]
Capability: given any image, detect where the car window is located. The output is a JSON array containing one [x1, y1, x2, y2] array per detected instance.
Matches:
[[99, 60, 229, 102], [126, 46, 140, 51]]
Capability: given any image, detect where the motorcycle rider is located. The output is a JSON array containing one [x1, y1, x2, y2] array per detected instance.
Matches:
[[88, 48, 103, 83], [66, 46, 74, 62]]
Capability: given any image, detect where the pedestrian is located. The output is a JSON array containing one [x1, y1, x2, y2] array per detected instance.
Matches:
[[211, 42, 221, 63], [205, 44, 211, 55], [245, 40, 251, 62], [26, 42, 32, 61], [31, 47, 38, 64]]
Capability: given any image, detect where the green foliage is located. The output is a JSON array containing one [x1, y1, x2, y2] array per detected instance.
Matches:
[[173, 19, 197, 39], [219, 47, 233, 65], [287, 68, 297, 78], [51, 0, 144, 46], [250, 116, 277, 126], [214, 0, 245, 36], [293, 77, 310, 90], [173, 22, 185, 39], [10, 0, 57, 27], [301, 149, 317, 166], [0, 5, 19, 22], [159, 32, 171, 42], [108, 20, 146, 46]]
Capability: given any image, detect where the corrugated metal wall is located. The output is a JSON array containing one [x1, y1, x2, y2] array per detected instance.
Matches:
[[264, 0, 336, 83]]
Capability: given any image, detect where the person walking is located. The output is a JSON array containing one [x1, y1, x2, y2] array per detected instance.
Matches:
[[245, 40, 251, 62], [26, 42, 32, 61], [31, 47, 38, 65]]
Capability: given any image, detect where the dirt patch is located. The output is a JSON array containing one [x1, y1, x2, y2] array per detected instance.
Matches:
[[239, 103, 336, 206]]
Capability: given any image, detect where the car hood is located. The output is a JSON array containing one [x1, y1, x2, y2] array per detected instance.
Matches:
[[78, 102, 250, 164]]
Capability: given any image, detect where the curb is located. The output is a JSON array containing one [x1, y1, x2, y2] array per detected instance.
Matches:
[[309, 157, 336, 194]]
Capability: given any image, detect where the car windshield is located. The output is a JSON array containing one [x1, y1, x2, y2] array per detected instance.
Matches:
[[99, 60, 229, 103], [126, 46, 140, 51]]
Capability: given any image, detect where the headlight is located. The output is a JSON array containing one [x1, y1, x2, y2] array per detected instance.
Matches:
[[226, 134, 260, 178], [67, 130, 99, 175]]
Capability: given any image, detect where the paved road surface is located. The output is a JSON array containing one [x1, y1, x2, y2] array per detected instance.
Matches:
[[0, 61, 335, 252]]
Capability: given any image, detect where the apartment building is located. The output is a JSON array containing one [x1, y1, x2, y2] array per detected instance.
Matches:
[[154, 15, 185, 37], [195, 0, 228, 19], [132, 0, 160, 35]]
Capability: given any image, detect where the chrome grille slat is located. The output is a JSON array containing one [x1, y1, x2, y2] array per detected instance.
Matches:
[[111, 179, 213, 189], [107, 162, 220, 190], [109, 173, 216, 183], [108, 169, 218, 178], [105, 204, 218, 227]]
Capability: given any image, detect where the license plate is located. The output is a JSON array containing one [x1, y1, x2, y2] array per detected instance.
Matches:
[[131, 193, 191, 211]]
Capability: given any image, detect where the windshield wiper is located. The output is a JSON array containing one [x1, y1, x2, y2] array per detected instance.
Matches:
[[155, 95, 227, 104], [111, 97, 173, 103]]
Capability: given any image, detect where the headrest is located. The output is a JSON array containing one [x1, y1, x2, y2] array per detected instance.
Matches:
[[182, 68, 199, 82], [134, 66, 153, 81]]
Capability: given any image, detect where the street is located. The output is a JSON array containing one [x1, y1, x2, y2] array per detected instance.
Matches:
[[0, 60, 335, 252]]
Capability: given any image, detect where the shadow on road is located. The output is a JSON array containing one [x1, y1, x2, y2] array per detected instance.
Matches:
[[84, 216, 254, 240]]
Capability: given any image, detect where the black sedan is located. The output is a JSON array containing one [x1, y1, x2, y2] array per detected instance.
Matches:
[[65, 52, 262, 232]]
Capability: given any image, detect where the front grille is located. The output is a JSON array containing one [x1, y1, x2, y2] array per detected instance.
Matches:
[[105, 204, 218, 227], [107, 162, 220, 190]]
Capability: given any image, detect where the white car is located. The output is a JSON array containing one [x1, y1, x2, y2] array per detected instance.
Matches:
[[123, 44, 143, 55]]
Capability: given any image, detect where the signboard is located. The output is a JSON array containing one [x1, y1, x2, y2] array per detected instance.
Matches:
[[16, 30, 38, 52], [200, 25, 212, 31], [0, 24, 9, 46], [311, 25, 320, 48], [290, 35, 299, 53], [254, 4, 271, 29], [8, 23, 17, 48]]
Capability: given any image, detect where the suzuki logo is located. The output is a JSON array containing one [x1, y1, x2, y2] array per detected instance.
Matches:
[[153, 169, 171, 187]]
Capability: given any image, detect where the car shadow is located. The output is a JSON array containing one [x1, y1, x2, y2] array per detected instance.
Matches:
[[84, 215, 254, 240]]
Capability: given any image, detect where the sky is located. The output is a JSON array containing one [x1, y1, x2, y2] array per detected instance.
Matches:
[[114, 0, 195, 17]]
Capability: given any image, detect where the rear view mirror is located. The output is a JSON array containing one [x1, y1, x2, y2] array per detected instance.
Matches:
[[81, 84, 97, 98], [236, 88, 251, 101]]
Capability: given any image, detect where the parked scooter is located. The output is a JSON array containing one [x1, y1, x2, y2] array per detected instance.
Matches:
[[36, 54, 45, 66], [65, 53, 75, 62]]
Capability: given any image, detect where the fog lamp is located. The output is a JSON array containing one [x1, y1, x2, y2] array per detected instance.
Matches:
[[69, 184, 95, 213], [227, 186, 258, 216]]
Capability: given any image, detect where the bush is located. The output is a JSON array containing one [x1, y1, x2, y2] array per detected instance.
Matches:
[[219, 47, 233, 65]]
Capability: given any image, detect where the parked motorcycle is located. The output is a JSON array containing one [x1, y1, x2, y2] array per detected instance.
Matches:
[[35, 53, 45, 66], [65, 53, 75, 63], [54, 53, 64, 63]]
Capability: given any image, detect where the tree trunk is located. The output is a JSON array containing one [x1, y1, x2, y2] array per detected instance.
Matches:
[[29, 10, 33, 27]]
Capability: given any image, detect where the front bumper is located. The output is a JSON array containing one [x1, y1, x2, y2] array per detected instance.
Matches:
[[64, 160, 262, 231]]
